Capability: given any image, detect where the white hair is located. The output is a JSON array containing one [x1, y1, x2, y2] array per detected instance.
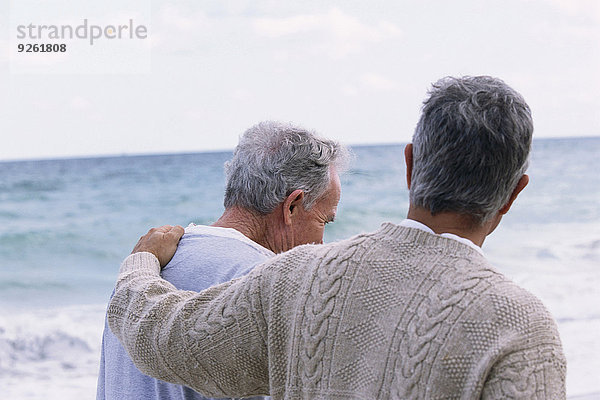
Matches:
[[224, 121, 349, 214]]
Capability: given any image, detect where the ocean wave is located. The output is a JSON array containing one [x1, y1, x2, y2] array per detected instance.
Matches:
[[0, 229, 123, 261], [0, 304, 106, 399], [0, 230, 79, 245], [0, 304, 105, 374], [0, 330, 91, 369], [485, 222, 600, 324], [0, 179, 64, 193], [0, 280, 71, 291]]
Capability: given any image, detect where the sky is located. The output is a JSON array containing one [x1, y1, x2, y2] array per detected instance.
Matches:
[[0, 0, 599, 161]]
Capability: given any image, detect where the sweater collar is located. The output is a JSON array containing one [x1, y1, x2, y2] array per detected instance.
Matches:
[[396, 219, 484, 256]]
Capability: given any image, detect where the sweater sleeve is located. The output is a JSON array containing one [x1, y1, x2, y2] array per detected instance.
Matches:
[[481, 341, 567, 399], [107, 252, 270, 397]]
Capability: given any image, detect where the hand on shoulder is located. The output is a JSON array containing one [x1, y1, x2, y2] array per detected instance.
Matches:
[[132, 225, 185, 267]]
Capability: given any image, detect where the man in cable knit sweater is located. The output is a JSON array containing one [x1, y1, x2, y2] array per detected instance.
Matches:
[[108, 76, 566, 399]]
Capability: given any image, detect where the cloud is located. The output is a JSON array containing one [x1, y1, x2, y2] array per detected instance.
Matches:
[[0, 38, 8, 66], [340, 84, 359, 97], [528, 0, 600, 45], [157, 4, 209, 32], [340, 73, 399, 97], [252, 8, 401, 57], [359, 73, 399, 92], [147, 5, 402, 58], [542, 0, 600, 22], [231, 88, 252, 101], [69, 96, 91, 110], [148, 5, 213, 51]]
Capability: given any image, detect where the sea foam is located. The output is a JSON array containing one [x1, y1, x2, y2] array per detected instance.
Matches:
[[0, 304, 105, 400]]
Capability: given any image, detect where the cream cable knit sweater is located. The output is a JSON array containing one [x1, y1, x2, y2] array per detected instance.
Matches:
[[108, 224, 566, 399]]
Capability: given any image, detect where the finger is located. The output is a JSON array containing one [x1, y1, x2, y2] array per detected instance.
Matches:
[[165, 225, 185, 241], [155, 225, 173, 233]]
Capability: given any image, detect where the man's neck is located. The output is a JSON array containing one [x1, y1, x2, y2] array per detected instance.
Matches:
[[406, 205, 495, 247], [211, 207, 272, 251]]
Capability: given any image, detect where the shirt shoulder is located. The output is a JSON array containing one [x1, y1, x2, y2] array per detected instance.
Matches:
[[161, 225, 274, 291]]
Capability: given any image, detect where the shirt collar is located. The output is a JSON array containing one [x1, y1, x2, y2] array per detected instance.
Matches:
[[399, 219, 484, 256]]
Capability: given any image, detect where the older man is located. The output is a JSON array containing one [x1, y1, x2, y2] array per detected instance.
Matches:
[[108, 77, 566, 399], [97, 121, 347, 399]]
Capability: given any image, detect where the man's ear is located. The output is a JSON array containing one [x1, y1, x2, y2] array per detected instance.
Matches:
[[283, 189, 304, 226], [404, 143, 413, 189], [499, 174, 529, 215]]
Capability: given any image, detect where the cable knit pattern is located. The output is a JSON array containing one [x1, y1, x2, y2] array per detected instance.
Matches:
[[108, 224, 566, 399]]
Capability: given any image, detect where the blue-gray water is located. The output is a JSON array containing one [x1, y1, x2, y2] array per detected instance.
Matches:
[[0, 138, 599, 398]]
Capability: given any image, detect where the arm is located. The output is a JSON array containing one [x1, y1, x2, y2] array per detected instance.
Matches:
[[107, 229, 270, 397], [481, 342, 566, 399]]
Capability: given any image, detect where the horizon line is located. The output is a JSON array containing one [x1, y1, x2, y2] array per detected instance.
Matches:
[[1, 135, 598, 164]]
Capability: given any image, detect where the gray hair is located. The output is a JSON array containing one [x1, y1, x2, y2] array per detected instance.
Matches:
[[410, 76, 533, 224], [224, 121, 349, 214]]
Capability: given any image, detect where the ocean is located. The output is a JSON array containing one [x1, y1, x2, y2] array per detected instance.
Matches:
[[0, 138, 599, 399]]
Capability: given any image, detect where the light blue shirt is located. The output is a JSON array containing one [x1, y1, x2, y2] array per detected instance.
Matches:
[[97, 225, 274, 400]]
